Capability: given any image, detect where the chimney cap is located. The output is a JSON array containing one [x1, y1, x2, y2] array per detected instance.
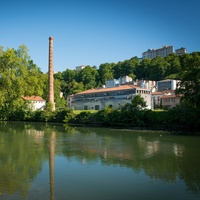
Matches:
[[49, 36, 54, 40]]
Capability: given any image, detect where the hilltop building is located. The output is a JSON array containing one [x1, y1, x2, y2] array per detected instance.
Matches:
[[142, 45, 173, 59], [142, 45, 187, 59], [175, 47, 187, 55], [76, 65, 85, 71]]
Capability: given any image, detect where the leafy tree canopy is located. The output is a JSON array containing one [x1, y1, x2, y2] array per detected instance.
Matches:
[[176, 52, 200, 108], [0, 46, 45, 119]]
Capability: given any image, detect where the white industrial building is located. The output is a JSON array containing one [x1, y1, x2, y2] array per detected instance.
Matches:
[[68, 84, 152, 110]]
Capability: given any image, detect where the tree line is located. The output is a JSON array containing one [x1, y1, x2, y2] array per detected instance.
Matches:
[[0, 45, 200, 131]]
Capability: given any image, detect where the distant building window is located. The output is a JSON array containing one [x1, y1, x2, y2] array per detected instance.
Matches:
[[95, 105, 99, 110], [84, 105, 88, 110]]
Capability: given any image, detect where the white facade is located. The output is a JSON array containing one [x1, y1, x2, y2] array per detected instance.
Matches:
[[120, 76, 132, 84], [76, 65, 85, 71], [67, 95, 73, 108], [157, 79, 180, 91], [175, 47, 187, 55], [142, 45, 173, 59], [22, 96, 46, 111], [106, 76, 133, 88], [137, 80, 156, 91], [69, 84, 152, 110], [106, 79, 120, 88]]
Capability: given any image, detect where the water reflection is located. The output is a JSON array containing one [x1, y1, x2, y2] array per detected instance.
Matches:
[[0, 122, 200, 199], [137, 136, 159, 158], [173, 143, 184, 158], [49, 132, 55, 200]]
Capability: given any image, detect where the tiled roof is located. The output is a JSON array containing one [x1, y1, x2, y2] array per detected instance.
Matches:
[[152, 91, 164, 95], [161, 95, 177, 99], [152, 90, 175, 95], [75, 84, 144, 95], [22, 96, 46, 101], [161, 94, 183, 99]]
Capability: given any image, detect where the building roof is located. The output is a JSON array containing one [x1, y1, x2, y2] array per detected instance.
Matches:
[[157, 79, 180, 82], [161, 94, 177, 99], [151, 91, 164, 95], [161, 94, 183, 99], [75, 84, 145, 95], [22, 96, 46, 101]]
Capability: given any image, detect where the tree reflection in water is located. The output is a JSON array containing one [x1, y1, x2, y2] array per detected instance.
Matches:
[[0, 122, 200, 199]]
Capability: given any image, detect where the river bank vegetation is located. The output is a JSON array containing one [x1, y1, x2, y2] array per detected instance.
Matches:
[[0, 45, 200, 133], [4, 94, 200, 133]]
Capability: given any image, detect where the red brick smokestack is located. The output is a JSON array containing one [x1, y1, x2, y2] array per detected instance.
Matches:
[[48, 36, 55, 110]]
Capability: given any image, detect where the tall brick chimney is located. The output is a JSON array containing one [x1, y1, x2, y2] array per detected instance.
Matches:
[[48, 36, 55, 110]]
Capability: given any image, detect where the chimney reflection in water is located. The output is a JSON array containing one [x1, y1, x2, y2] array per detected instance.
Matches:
[[49, 132, 56, 200]]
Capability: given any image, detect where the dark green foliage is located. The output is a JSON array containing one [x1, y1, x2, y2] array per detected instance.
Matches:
[[6, 107, 75, 123], [131, 94, 147, 110], [167, 106, 200, 132], [63, 110, 76, 123], [65, 99, 199, 133], [176, 52, 200, 108], [69, 111, 97, 124], [53, 108, 73, 123], [98, 63, 115, 85], [95, 107, 113, 125]]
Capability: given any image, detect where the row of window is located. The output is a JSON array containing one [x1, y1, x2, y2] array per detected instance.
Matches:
[[136, 90, 150, 94], [162, 98, 177, 102], [75, 89, 137, 99], [83, 104, 116, 110], [33, 101, 45, 104]]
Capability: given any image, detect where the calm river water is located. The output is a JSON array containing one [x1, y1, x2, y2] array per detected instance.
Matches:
[[0, 122, 200, 200]]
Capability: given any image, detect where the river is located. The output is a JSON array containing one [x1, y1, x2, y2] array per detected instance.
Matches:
[[0, 121, 200, 200]]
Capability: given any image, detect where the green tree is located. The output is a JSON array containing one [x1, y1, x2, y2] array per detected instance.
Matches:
[[176, 52, 200, 108], [135, 58, 151, 80], [122, 94, 147, 111], [131, 94, 147, 110], [80, 66, 98, 89], [67, 79, 84, 95], [149, 56, 169, 81], [0, 46, 45, 119], [113, 57, 139, 79], [62, 69, 77, 84], [164, 53, 181, 78], [98, 62, 115, 85], [113, 61, 122, 78], [54, 72, 67, 94]]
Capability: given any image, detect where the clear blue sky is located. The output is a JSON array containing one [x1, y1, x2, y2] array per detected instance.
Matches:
[[1, 0, 200, 73]]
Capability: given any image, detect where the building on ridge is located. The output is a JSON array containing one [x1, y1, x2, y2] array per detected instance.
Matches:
[[175, 47, 187, 55], [142, 45, 173, 59], [76, 65, 85, 71]]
